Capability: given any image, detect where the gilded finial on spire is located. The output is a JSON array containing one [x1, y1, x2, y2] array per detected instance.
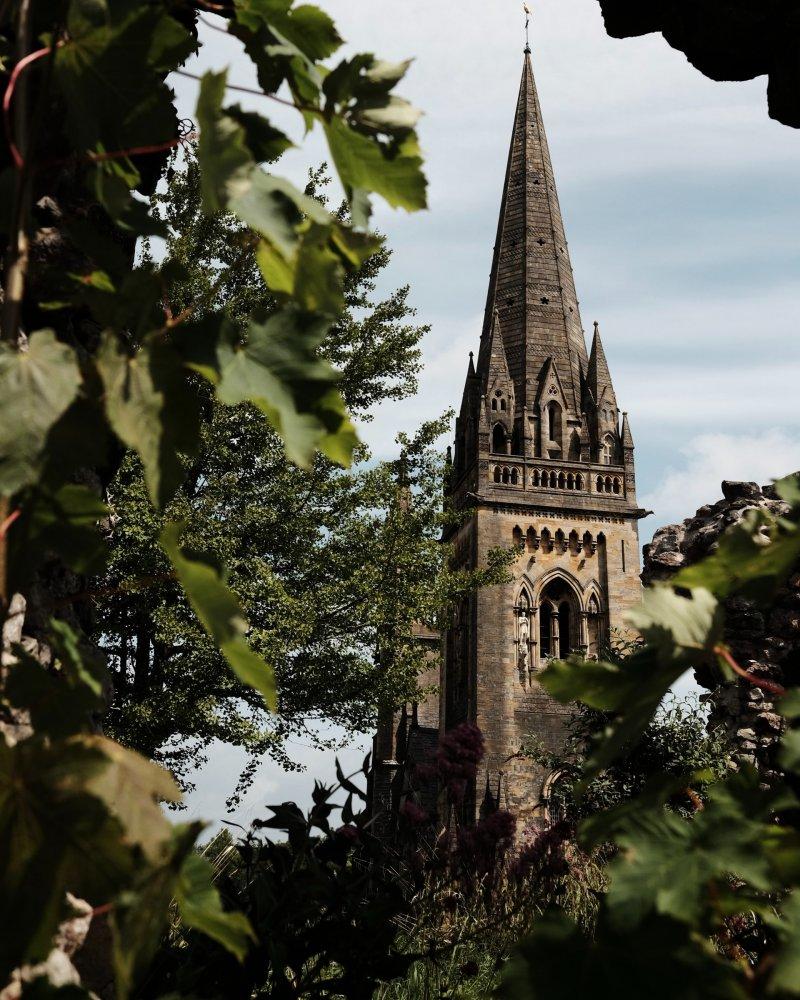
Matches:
[[523, 4, 531, 53]]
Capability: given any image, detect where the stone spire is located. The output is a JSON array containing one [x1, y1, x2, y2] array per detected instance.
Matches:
[[621, 411, 634, 449], [587, 321, 613, 399], [476, 48, 588, 413]]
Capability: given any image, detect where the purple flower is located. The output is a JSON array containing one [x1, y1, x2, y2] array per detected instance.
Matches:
[[436, 723, 485, 800]]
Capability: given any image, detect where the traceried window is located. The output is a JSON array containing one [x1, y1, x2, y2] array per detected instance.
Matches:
[[601, 435, 615, 465]]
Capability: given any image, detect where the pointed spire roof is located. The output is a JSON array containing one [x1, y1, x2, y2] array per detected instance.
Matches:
[[483, 309, 512, 391], [476, 49, 588, 412], [621, 412, 634, 449], [588, 321, 613, 397]]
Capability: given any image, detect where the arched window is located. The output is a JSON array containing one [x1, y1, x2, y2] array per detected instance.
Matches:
[[540, 528, 552, 553], [491, 398, 498, 411], [511, 468, 519, 485], [567, 473, 574, 490], [601, 434, 615, 465], [569, 530, 580, 554], [568, 430, 580, 461], [502, 467, 510, 484], [500, 398, 507, 411], [533, 470, 540, 487], [493, 466, 501, 483], [558, 472, 566, 489], [492, 424, 506, 453], [596, 476, 604, 492], [605, 475, 612, 492], [513, 526, 523, 548], [549, 471, 557, 488], [576, 474, 584, 490], [526, 527, 538, 551], [612, 477, 621, 495], [546, 402, 562, 448]]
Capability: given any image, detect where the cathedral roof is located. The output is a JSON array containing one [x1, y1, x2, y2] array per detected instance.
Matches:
[[476, 49, 588, 413]]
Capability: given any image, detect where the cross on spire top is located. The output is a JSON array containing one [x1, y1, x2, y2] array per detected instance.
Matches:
[[523, 3, 532, 53]]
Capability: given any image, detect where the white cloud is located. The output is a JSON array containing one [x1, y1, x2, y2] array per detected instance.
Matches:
[[642, 429, 800, 530]]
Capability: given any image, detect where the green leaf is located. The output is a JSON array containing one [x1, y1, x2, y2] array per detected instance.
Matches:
[[175, 851, 255, 960], [215, 307, 357, 468], [196, 70, 256, 215], [775, 471, 800, 507], [53, 5, 195, 151], [779, 727, 800, 772], [54, 5, 193, 154], [77, 735, 181, 861], [626, 586, 723, 665], [499, 912, 746, 1000], [110, 822, 203, 1000], [672, 510, 800, 606], [226, 105, 294, 162], [4, 620, 108, 738], [160, 522, 276, 709], [771, 891, 800, 995], [0, 737, 137, 978], [96, 333, 200, 507], [0, 331, 81, 496], [606, 769, 789, 931], [13, 483, 109, 578], [323, 116, 427, 215]]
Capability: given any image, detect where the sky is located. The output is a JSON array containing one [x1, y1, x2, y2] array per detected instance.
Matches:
[[169, 0, 800, 830]]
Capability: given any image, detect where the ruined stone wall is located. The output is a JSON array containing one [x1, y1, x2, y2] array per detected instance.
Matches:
[[643, 480, 799, 782]]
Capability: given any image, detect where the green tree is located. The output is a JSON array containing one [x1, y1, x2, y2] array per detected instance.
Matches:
[[93, 156, 510, 802]]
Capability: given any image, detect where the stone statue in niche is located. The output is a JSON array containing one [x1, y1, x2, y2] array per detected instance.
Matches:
[[517, 612, 530, 681]]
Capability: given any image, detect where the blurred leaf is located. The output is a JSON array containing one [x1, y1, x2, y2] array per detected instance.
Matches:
[[54, 5, 193, 154], [772, 891, 800, 995], [160, 522, 277, 709], [499, 912, 746, 1000], [0, 331, 81, 496], [606, 770, 793, 931], [96, 334, 200, 507], [626, 586, 723, 665], [111, 822, 202, 1000], [673, 511, 800, 606], [4, 620, 108, 738], [12, 483, 109, 579], [175, 851, 255, 960]]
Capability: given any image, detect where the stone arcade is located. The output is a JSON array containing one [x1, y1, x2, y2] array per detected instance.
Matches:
[[371, 45, 648, 828]]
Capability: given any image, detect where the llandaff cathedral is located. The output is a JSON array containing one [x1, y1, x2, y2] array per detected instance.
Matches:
[[372, 47, 647, 828]]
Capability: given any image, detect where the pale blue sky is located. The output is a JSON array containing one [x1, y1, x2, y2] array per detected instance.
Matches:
[[169, 0, 800, 830]]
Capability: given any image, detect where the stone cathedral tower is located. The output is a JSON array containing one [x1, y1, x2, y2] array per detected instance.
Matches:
[[371, 46, 646, 830]]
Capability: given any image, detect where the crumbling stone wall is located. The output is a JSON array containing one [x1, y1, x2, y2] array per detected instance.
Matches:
[[643, 480, 799, 782]]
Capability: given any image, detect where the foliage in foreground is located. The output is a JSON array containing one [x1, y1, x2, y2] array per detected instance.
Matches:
[[500, 472, 800, 998], [0, 0, 430, 993]]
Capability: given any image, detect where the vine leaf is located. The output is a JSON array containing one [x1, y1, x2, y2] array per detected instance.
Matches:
[[175, 852, 256, 960], [160, 522, 277, 709], [96, 334, 200, 508], [55, 5, 194, 154], [323, 117, 427, 218], [0, 331, 81, 496]]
